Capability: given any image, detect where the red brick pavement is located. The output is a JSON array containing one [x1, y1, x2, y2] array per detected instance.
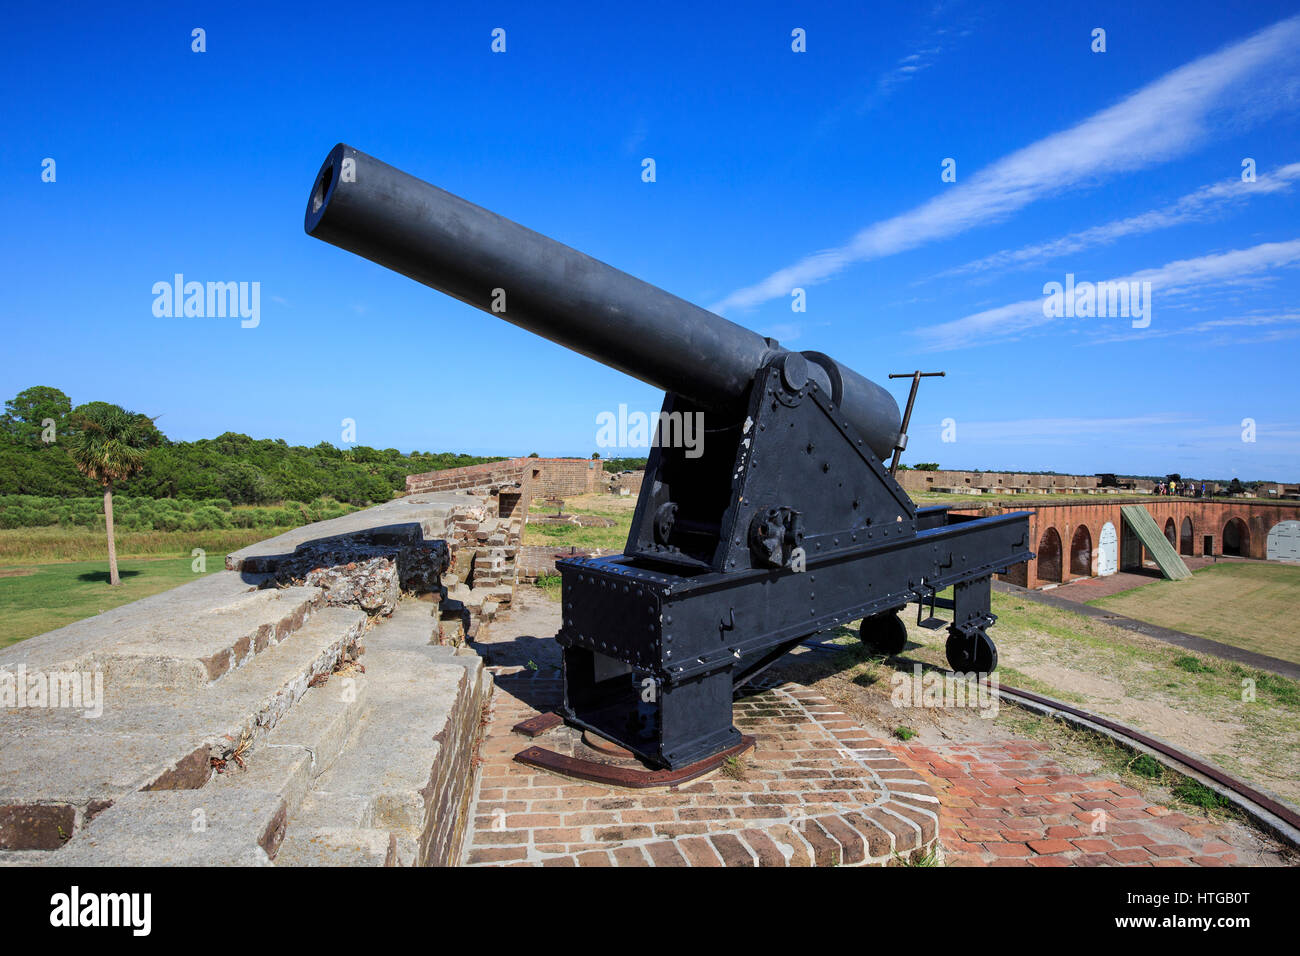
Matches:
[[464, 671, 942, 866], [893, 742, 1244, 867]]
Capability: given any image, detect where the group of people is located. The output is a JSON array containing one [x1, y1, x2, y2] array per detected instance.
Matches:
[[1155, 479, 1206, 497]]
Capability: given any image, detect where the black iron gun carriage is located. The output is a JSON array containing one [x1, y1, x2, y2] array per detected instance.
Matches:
[[305, 144, 1033, 770]]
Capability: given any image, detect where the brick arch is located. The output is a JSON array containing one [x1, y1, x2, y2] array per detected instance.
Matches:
[[1179, 516, 1194, 555], [1163, 517, 1177, 548], [1037, 526, 1063, 584], [1070, 524, 1092, 576], [1222, 516, 1250, 557]]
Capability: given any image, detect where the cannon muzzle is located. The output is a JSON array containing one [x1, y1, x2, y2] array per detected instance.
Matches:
[[305, 144, 901, 460]]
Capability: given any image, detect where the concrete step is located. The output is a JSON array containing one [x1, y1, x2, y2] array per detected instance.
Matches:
[[275, 601, 488, 866], [42, 788, 287, 866], [370, 600, 440, 648], [0, 495, 489, 861], [0, 607, 366, 850], [204, 605, 367, 752], [274, 826, 396, 866], [89, 585, 325, 690], [207, 659, 369, 817]]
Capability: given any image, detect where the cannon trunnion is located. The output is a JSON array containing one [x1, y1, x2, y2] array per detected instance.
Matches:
[[304, 144, 1034, 770]]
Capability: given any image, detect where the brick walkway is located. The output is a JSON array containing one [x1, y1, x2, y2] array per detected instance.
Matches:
[[464, 670, 941, 866], [896, 742, 1247, 866]]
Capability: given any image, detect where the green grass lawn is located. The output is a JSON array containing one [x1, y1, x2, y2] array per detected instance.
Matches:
[[1087, 562, 1300, 665], [0, 556, 226, 648], [523, 493, 635, 550], [0, 526, 291, 564], [523, 521, 630, 550]]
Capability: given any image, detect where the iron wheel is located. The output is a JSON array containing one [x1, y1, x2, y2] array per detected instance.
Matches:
[[945, 628, 998, 673], [858, 611, 908, 656]]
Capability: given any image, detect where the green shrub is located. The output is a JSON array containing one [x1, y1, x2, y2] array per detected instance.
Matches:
[[1173, 655, 1215, 674], [1128, 754, 1163, 778], [1171, 778, 1231, 810]]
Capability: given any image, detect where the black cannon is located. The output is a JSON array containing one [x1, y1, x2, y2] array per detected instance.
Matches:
[[305, 144, 1033, 769]]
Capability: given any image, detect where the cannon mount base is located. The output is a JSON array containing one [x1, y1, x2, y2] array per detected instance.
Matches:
[[554, 361, 1033, 770]]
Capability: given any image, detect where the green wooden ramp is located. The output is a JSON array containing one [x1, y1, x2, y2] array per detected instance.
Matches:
[[1120, 505, 1192, 580]]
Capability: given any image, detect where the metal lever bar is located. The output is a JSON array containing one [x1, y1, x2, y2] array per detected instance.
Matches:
[[887, 370, 945, 476]]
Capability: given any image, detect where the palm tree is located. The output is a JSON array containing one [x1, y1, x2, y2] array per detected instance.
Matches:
[[66, 404, 157, 586]]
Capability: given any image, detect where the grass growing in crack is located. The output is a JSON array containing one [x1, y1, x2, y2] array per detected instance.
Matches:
[[893, 726, 917, 741], [895, 847, 941, 866], [721, 756, 748, 781]]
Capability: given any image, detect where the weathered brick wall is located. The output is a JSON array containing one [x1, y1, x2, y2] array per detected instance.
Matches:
[[421, 663, 490, 866], [404, 457, 607, 633], [898, 470, 1111, 494], [946, 499, 1300, 588], [406, 457, 605, 510], [897, 470, 1230, 495], [406, 459, 526, 495], [529, 458, 604, 497], [406, 459, 533, 525]]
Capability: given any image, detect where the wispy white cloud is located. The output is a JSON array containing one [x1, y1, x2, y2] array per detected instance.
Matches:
[[873, 44, 945, 99], [711, 16, 1300, 313], [815, 5, 976, 129], [935, 163, 1300, 279], [1090, 308, 1300, 346], [916, 239, 1300, 350]]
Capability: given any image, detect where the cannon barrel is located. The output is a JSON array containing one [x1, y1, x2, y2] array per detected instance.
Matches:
[[304, 144, 901, 460]]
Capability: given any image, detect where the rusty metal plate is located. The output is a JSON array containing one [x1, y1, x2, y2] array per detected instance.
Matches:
[[512, 712, 565, 738], [514, 735, 756, 789], [582, 730, 635, 758]]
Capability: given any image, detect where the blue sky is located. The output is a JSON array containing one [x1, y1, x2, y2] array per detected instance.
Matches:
[[2, 1, 1298, 479]]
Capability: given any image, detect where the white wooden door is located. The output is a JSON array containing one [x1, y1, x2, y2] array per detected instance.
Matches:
[[1267, 520, 1300, 562]]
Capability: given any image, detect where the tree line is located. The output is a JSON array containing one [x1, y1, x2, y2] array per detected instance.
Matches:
[[0, 386, 505, 506]]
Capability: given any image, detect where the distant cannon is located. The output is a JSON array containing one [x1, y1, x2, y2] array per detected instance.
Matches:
[[306, 144, 1032, 769]]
